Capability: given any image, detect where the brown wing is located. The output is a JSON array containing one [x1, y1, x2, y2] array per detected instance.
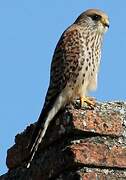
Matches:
[[42, 25, 81, 112], [27, 25, 81, 165]]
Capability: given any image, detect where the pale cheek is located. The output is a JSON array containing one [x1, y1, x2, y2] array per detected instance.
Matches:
[[98, 24, 107, 33]]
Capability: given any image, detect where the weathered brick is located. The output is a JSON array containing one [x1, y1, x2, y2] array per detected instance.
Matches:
[[70, 137, 126, 168], [56, 168, 126, 180], [1, 101, 126, 180], [71, 109, 123, 136]]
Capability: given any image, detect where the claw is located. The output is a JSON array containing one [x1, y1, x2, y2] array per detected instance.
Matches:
[[80, 97, 95, 108]]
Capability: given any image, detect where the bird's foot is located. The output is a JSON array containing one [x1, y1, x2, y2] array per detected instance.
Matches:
[[80, 96, 96, 109]]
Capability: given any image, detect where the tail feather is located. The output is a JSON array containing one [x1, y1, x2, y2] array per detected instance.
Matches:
[[26, 93, 66, 168]]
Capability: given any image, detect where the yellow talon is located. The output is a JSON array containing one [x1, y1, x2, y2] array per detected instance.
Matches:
[[80, 96, 95, 108]]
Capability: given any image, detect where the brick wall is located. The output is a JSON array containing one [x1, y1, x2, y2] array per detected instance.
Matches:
[[1, 101, 126, 179]]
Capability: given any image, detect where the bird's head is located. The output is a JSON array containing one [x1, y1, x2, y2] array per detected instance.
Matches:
[[75, 9, 109, 34]]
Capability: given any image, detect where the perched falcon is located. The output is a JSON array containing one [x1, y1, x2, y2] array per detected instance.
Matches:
[[27, 9, 109, 168]]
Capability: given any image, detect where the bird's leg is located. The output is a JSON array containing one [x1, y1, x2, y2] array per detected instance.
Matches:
[[80, 96, 95, 108]]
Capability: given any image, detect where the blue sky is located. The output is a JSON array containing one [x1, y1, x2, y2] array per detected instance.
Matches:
[[0, 0, 126, 174]]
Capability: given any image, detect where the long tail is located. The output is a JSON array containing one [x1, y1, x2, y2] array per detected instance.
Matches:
[[26, 93, 66, 168]]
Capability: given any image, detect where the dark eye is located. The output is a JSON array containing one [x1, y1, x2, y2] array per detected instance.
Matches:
[[91, 14, 101, 21]]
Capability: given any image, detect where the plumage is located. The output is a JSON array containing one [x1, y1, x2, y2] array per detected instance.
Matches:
[[26, 9, 109, 168]]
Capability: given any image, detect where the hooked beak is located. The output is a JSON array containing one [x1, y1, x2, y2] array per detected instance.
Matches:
[[101, 17, 109, 28]]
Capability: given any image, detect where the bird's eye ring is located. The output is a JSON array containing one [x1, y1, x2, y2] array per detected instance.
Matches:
[[91, 14, 101, 21]]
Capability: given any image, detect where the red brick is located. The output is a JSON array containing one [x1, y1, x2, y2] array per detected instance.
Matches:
[[2, 101, 126, 179], [57, 168, 126, 180], [70, 138, 126, 168], [72, 109, 123, 136]]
